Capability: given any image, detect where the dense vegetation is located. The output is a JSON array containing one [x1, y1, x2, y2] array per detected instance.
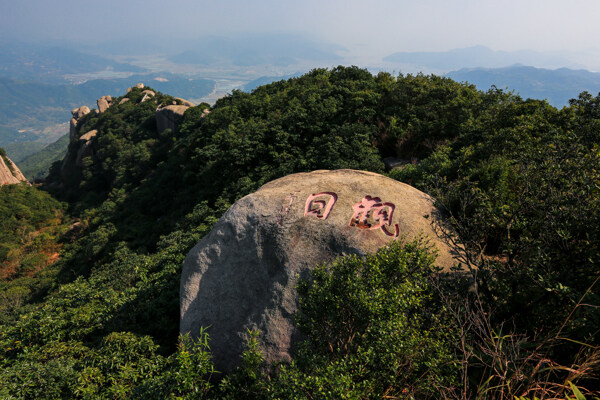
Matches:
[[0, 183, 68, 323], [0, 66, 598, 398]]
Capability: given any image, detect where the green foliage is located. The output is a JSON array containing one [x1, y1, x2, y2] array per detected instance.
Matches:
[[0, 184, 67, 309], [263, 240, 457, 399], [1, 67, 599, 398]]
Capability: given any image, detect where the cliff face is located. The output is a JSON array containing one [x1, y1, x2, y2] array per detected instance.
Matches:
[[0, 152, 28, 185]]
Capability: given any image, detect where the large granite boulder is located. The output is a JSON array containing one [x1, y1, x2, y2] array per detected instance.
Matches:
[[175, 97, 196, 107], [181, 169, 461, 372], [155, 104, 189, 134], [97, 95, 113, 113]]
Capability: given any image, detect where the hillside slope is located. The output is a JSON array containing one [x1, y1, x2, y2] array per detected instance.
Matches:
[[447, 65, 600, 106], [0, 67, 598, 399]]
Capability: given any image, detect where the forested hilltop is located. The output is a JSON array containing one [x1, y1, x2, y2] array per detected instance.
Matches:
[[0, 66, 598, 399]]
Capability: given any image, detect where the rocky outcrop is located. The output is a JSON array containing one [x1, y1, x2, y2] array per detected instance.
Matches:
[[175, 98, 195, 107], [155, 104, 189, 134], [140, 90, 155, 103], [0, 153, 28, 185], [97, 95, 113, 113], [126, 83, 145, 93], [76, 130, 97, 167], [69, 106, 91, 141], [119, 98, 130, 104], [72, 106, 90, 119], [180, 169, 462, 372]]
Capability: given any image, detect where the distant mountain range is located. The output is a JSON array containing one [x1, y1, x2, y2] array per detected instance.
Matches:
[[0, 43, 145, 83], [447, 65, 600, 107], [384, 46, 580, 72]]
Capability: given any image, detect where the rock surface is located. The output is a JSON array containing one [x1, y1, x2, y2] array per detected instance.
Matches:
[[71, 106, 90, 119], [76, 130, 98, 167], [175, 97, 195, 107], [0, 154, 28, 185], [155, 104, 189, 134], [69, 106, 91, 141], [97, 95, 113, 113], [181, 169, 461, 372]]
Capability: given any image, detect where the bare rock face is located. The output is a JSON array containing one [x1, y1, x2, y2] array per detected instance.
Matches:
[[140, 90, 155, 103], [69, 106, 91, 141], [155, 104, 189, 134], [119, 98, 130, 105], [0, 154, 28, 185], [127, 83, 145, 93], [181, 169, 461, 372], [76, 130, 98, 167], [175, 97, 196, 107], [97, 95, 113, 113], [69, 118, 79, 141], [71, 106, 90, 119]]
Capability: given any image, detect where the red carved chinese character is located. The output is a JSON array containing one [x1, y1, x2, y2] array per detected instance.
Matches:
[[349, 195, 399, 237], [304, 192, 338, 220]]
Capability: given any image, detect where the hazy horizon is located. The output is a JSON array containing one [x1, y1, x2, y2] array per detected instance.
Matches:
[[2, 0, 600, 68]]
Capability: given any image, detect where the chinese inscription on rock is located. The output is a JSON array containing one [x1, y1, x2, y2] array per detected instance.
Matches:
[[304, 192, 338, 220], [302, 192, 400, 237]]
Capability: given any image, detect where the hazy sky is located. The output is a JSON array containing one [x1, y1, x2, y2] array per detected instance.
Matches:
[[1, 0, 599, 60]]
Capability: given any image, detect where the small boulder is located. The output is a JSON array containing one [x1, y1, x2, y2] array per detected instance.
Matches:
[[127, 83, 145, 93], [155, 104, 189, 134], [79, 129, 97, 142], [119, 98, 130, 105], [181, 169, 462, 372]]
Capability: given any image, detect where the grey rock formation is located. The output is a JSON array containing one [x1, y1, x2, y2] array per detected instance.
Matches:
[[69, 106, 91, 141], [0, 154, 27, 185], [69, 118, 79, 141], [71, 106, 90, 119], [175, 97, 195, 107], [127, 83, 145, 93], [140, 90, 155, 103], [181, 169, 462, 372], [76, 129, 97, 167], [155, 104, 189, 134], [97, 95, 113, 113]]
